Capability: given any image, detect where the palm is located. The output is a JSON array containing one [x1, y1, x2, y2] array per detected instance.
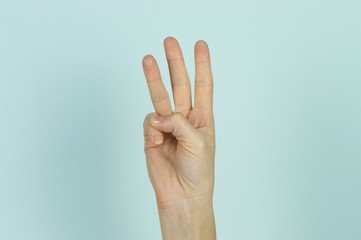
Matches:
[[142, 37, 214, 205]]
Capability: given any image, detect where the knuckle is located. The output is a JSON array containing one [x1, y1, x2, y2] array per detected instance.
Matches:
[[194, 135, 212, 150], [197, 138, 207, 149], [145, 112, 156, 120], [195, 77, 213, 88], [152, 94, 170, 105], [143, 112, 157, 126], [172, 112, 183, 121], [171, 77, 189, 88]]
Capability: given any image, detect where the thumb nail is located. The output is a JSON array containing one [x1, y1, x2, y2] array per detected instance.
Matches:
[[151, 116, 163, 124]]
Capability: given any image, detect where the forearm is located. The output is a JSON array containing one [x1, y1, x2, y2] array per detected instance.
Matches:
[[157, 198, 216, 240]]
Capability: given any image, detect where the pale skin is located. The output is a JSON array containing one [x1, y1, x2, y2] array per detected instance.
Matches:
[[142, 37, 216, 240]]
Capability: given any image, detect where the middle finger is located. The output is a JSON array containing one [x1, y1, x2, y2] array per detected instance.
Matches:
[[164, 37, 192, 115]]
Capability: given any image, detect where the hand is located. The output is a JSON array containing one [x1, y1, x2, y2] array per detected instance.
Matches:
[[142, 37, 215, 209]]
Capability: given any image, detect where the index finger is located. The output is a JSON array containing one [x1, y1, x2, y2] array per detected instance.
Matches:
[[142, 55, 173, 115]]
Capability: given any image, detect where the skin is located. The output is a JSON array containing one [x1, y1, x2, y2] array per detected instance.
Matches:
[[142, 37, 216, 240]]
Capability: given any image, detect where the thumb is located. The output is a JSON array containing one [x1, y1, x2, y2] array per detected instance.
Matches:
[[150, 112, 200, 142]]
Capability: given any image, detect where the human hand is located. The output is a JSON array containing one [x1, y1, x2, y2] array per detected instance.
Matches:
[[142, 37, 215, 211]]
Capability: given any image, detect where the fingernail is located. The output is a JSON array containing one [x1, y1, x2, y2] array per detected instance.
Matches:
[[153, 135, 163, 145], [151, 116, 163, 124]]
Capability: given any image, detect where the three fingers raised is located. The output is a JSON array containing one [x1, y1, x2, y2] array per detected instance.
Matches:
[[143, 38, 214, 120]]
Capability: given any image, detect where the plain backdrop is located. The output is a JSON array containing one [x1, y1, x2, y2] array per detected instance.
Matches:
[[1, 0, 360, 239]]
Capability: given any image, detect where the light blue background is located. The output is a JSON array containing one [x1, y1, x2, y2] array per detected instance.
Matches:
[[1, 0, 360, 239]]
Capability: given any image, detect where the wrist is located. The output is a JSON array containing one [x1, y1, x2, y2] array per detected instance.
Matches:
[[157, 197, 216, 240]]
